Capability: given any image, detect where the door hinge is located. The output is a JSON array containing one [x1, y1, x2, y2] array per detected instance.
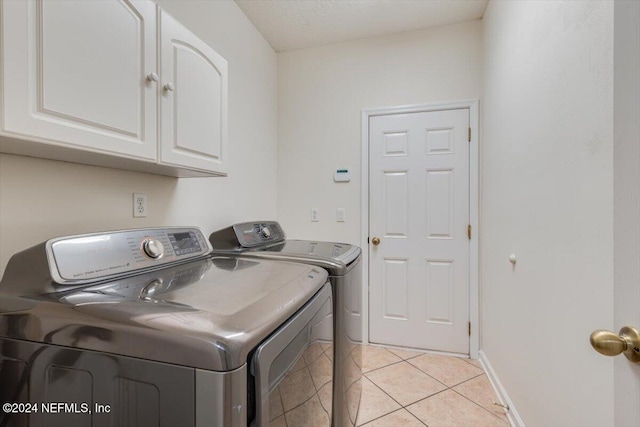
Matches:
[[467, 224, 472, 240], [468, 127, 471, 142], [367, 237, 370, 244], [469, 322, 471, 336]]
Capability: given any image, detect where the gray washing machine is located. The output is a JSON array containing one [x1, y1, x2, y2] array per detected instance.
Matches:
[[209, 221, 363, 427], [0, 227, 332, 427]]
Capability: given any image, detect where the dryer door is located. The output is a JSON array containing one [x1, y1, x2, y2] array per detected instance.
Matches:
[[251, 283, 333, 426]]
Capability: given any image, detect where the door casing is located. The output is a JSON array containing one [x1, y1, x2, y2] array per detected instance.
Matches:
[[360, 100, 479, 359]]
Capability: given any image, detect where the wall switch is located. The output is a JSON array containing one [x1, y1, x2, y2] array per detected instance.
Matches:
[[336, 208, 345, 222], [311, 208, 319, 222], [334, 169, 351, 182], [133, 193, 147, 218]]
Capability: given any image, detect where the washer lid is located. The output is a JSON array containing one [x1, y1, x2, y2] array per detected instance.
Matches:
[[218, 240, 362, 275], [261, 240, 360, 264], [0, 256, 328, 372], [209, 222, 361, 274]]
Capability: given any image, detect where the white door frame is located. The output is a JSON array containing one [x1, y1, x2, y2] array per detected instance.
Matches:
[[360, 100, 479, 358]]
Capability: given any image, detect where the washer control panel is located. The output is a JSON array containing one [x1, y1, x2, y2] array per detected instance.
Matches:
[[46, 227, 211, 285]]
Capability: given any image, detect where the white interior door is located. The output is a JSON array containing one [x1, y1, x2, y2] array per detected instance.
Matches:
[[369, 109, 470, 354], [613, 0, 640, 423]]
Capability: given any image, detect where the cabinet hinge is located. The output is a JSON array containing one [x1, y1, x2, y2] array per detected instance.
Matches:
[[468, 127, 471, 142], [467, 224, 472, 240], [469, 322, 471, 336]]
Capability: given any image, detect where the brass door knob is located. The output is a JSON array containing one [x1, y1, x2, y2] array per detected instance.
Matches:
[[371, 237, 380, 246], [590, 326, 640, 363]]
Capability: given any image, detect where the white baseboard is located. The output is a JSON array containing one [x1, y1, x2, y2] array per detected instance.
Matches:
[[478, 350, 526, 427]]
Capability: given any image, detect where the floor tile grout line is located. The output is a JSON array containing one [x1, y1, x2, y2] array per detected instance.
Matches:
[[402, 386, 455, 425], [380, 344, 472, 360], [362, 357, 407, 375], [403, 354, 486, 387], [401, 406, 429, 427], [281, 365, 324, 418], [365, 359, 450, 396], [449, 387, 509, 424], [363, 351, 402, 364], [362, 353, 486, 387], [361, 373, 406, 411], [276, 385, 289, 427], [359, 407, 428, 427], [368, 343, 443, 361], [402, 387, 507, 427], [445, 371, 487, 388], [404, 358, 454, 389], [461, 357, 482, 367], [404, 405, 429, 427], [356, 372, 501, 427], [360, 345, 506, 426], [371, 343, 481, 365], [385, 349, 425, 361], [364, 369, 452, 413]]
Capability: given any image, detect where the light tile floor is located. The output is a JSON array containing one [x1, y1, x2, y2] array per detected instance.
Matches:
[[357, 345, 509, 427]]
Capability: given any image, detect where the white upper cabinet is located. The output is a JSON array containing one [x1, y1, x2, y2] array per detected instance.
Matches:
[[1, 0, 157, 160], [0, 0, 228, 177], [159, 10, 228, 174]]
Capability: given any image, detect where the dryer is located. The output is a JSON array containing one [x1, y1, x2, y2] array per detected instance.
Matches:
[[209, 221, 362, 427]]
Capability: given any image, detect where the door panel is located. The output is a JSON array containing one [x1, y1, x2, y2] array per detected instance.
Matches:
[[383, 171, 409, 236], [382, 258, 408, 320], [369, 109, 470, 354], [425, 259, 454, 324], [426, 169, 455, 238]]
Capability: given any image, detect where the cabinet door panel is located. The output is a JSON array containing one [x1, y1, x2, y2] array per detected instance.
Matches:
[[41, 1, 141, 135], [174, 43, 222, 159], [160, 10, 228, 174], [1, 0, 156, 160]]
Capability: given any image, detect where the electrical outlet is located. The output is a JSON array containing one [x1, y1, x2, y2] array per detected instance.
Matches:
[[133, 193, 147, 218], [336, 208, 345, 222], [311, 208, 319, 222]]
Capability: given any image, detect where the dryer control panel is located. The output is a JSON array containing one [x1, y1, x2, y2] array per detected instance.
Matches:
[[209, 221, 287, 251], [231, 221, 286, 248], [46, 227, 212, 285]]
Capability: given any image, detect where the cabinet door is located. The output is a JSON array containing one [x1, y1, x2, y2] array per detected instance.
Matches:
[[159, 10, 228, 175], [1, 0, 157, 161]]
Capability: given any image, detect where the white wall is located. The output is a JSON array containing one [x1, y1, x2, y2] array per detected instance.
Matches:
[[481, 1, 614, 426], [277, 21, 482, 244], [0, 0, 277, 275]]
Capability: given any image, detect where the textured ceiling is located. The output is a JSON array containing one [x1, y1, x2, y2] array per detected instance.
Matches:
[[235, 0, 489, 52]]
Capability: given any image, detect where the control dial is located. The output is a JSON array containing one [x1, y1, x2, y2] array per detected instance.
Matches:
[[142, 238, 164, 259], [260, 226, 271, 239]]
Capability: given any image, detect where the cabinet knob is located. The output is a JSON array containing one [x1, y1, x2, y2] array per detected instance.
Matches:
[[146, 72, 159, 82], [164, 82, 175, 92]]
